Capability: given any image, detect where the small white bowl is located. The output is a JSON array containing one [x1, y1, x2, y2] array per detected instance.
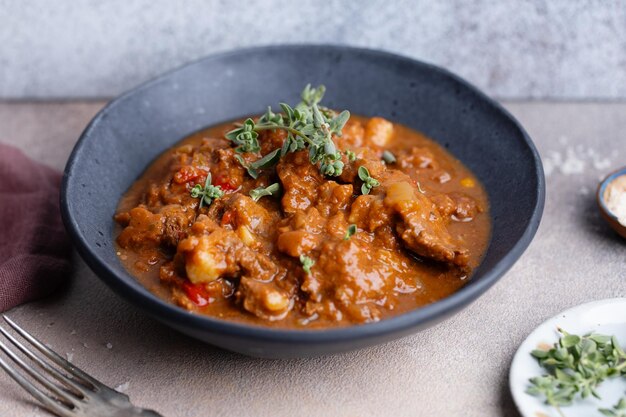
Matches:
[[510, 298, 626, 417]]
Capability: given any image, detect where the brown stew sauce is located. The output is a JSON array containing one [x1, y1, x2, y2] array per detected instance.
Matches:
[[114, 116, 490, 328]]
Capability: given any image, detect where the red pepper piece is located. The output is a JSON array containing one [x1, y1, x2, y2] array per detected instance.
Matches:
[[213, 174, 238, 191], [173, 166, 200, 184], [182, 282, 211, 307], [221, 209, 235, 226]]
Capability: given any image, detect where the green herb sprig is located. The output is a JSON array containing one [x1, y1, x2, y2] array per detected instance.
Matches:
[[299, 255, 315, 274], [344, 224, 357, 240], [234, 149, 282, 179], [527, 328, 626, 417], [233, 154, 258, 179], [600, 398, 626, 417], [250, 183, 281, 202], [226, 118, 260, 153], [226, 85, 350, 177], [190, 173, 224, 208], [358, 166, 380, 195], [382, 150, 396, 164]]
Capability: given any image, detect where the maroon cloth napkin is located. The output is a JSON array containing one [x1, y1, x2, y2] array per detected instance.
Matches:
[[0, 144, 71, 312]]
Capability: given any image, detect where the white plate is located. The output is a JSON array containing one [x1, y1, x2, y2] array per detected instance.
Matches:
[[510, 298, 626, 417]]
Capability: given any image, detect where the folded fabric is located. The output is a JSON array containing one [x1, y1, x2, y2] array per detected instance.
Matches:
[[0, 143, 70, 312]]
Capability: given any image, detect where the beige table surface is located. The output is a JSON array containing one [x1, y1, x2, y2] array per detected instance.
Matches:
[[0, 101, 624, 417]]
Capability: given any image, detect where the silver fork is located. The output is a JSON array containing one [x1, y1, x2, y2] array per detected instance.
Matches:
[[0, 316, 163, 417]]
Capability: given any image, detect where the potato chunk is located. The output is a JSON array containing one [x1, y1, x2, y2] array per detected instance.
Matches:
[[183, 233, 234, 284], [236, 225, 257, 248], [364, 117, 394, 147], [178, 217, 281, 284]]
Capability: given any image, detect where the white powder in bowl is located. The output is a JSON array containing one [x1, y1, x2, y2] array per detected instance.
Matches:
[[604, 174, 626, 226]]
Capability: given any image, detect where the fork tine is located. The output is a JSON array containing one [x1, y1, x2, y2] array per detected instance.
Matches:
[[0, 325, 89, 398], [3, 315, 109, 391], [0, 354, 75, 417], [0, 338, 76, 406]]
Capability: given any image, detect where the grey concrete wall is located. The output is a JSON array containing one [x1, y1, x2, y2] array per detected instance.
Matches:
[[1, 0, 625, 99]]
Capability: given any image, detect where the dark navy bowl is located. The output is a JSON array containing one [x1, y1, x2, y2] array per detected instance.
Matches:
[[61, 45, 545, 358]]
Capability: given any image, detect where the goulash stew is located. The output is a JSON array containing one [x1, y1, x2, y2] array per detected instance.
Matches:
[[114, 85, 490, 328]]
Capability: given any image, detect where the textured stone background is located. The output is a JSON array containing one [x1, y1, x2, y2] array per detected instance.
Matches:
[[1, 0, 626, 99]]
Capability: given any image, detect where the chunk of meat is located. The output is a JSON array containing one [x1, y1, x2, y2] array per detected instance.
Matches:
[[277, 151, 323, 213], [177, 216, 280, 284], [225, 194, 278, 248], [431, 192, 481, 220], [276, 208, 325, 256], [276, 177, 356, 257], [337, 147, 382, 183], [227, 194, 275, 236], [277, 230, 319, 257], [359, 155, 386, 179], [347, 194, 401, 250], [305, 239, 415, 322], [285, 207, 325, 233], [431, 194, 455, 218], [237, 278, 292, 321], [324, 213, 350, 239], [383, 181, 469, 266], [158, 204, 196, 247], [192, 138, 223, 168], [348, 194, 392, 233], [258, 127, 288, 153], [449, 192, 481, 219], [316, 181, 354, 216], [398, 147, 440, 170], [116, 207, 164, 249]]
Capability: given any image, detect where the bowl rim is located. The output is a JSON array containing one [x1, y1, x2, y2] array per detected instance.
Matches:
[[60, 44, 546, 343], [596, 166, 626, 223]]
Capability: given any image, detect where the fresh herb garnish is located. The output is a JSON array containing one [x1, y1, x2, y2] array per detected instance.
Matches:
[[233, 154, 259, 179], [190, 173, 224, 208], [526, 328, 626, 417], [250, 148, 281, 170], [234, 149, 282, 179], [226, 84, 350, 177], [358, 166, 380, 195], [600, 398, 626, 417], [345, 150, 356, 162], [382, 150, 396, 164], [344, 224, 357, 240], [225, 118, 261, 153], [249, 183, 281, 202], [299, 255, 315, 274]]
